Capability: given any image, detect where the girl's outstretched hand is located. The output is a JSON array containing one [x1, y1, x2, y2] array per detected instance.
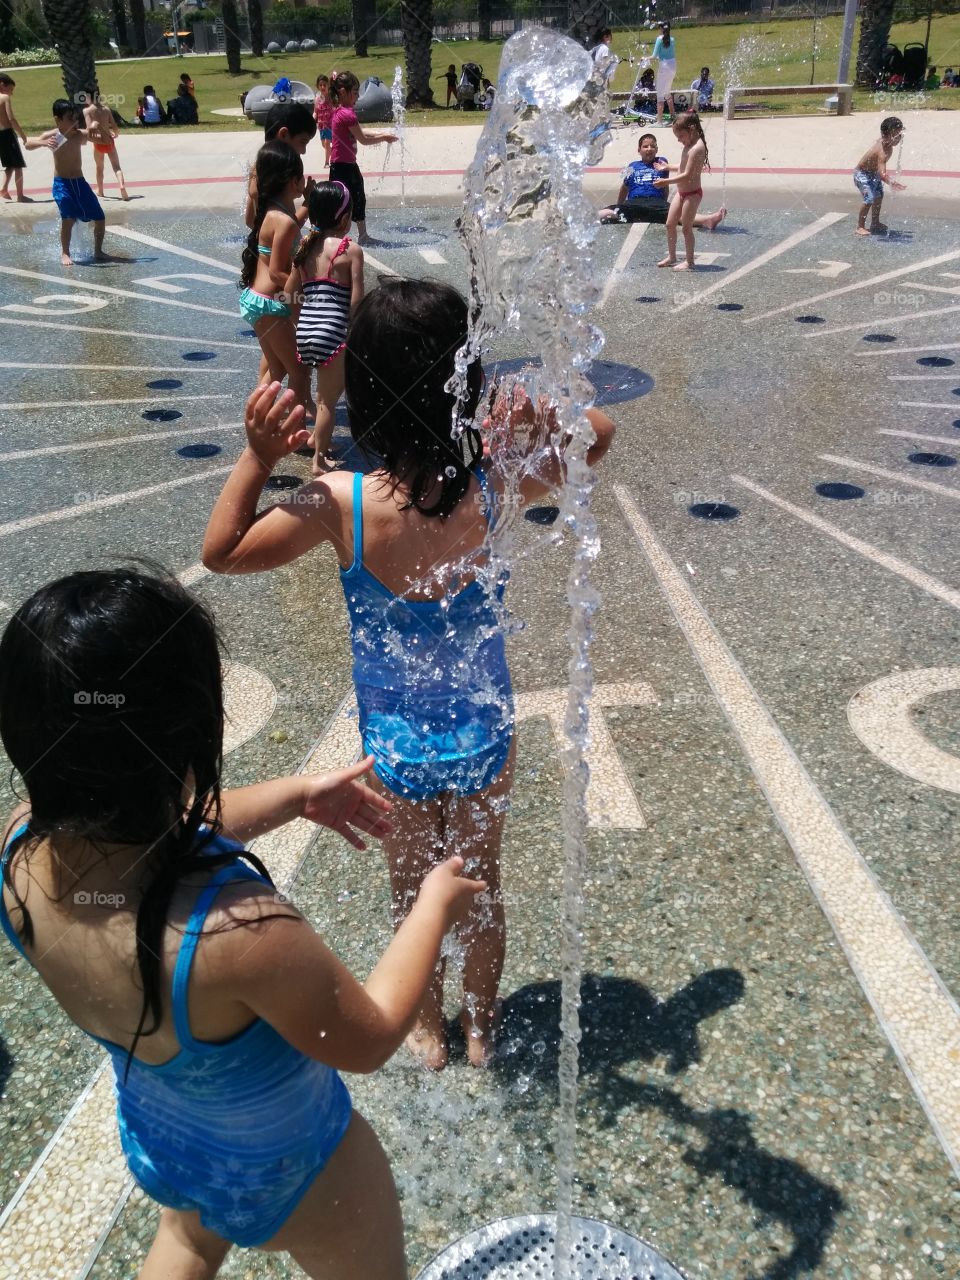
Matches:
[[245, 382, 311, 468], [301, 755, 394, 849], [418, 856, 488, 929]]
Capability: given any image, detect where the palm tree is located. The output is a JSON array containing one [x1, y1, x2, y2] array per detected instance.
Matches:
[[856, 0, 897, 87], [40, 0, 98, 100], [401, 0, 435, 107], [353, 0, 373, 57], [566, 0, 605, 47], [109, 0, 127, 48], [477, 0, 492, 42], [248, 0, 264, 58], [128, 0, 146, 53], [222, 0, 242, 74]]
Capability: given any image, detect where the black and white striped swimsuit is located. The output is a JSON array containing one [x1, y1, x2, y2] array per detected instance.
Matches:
[[296, 236, 352, 368]]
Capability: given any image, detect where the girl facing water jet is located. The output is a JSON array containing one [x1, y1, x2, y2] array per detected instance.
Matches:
[[204, 279, 616, 1071], [654, 111, 711, 269]]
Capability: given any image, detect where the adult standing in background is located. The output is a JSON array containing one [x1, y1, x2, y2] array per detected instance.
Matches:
[[652, 22, 677, 127]]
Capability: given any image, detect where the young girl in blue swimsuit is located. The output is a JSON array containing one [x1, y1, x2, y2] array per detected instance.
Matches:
[[204, 279, 616, 1070], [0, 567, 485, 1278]]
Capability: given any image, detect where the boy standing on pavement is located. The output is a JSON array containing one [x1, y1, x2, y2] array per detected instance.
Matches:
[[853, 116, 906, 236], [26, 100, 113, 265], [0, 74, 29, 202]]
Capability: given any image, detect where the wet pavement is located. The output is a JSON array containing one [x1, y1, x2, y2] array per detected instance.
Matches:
[[1, 198, 959, 1279]]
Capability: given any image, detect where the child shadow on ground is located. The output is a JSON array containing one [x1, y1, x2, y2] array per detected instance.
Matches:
[[473, 971, 844, 1280]]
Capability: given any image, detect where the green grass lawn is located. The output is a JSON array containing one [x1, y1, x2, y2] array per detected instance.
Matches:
[[4, 12, 960, 134]]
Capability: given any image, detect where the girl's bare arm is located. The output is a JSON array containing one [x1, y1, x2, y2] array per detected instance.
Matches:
[[349, 244, 365, 310], [268, 218, 299, 292], [349, 121, 397, 146]]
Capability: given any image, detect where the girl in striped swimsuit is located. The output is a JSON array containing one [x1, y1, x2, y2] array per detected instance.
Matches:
[[289, 181, 364, 474]]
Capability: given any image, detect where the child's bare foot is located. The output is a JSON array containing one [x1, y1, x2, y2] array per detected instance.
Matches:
[[406, 1022, 448, 1071], [460, 999, 503, 1068], [120, 187, 130, 201], [674, 261, 694, 270], [870, 222, 888, 234], [703, 206, 726, 231], [96, 186, 105, 197], [1, 189, 11, 201], [61, 252, 73, 266], [657, 256, 677, 268], [855, 226, 872, 236]]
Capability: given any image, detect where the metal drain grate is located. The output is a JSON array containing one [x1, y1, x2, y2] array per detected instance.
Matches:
[[415, 1214, 686, 1280]]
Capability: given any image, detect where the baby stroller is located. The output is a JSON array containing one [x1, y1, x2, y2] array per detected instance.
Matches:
[[458, 62, 483, 110], [901, 42, 927, 91], [877, 43, 904, 90]]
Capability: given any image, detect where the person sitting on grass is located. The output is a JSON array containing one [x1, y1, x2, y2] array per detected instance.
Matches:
[[924, 64, 941, 91], [853, 115, 906, 236], [598, 131, 725, 229]]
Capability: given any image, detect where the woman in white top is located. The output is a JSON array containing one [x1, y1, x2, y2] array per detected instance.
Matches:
[[652, 23, 677, 127], [139, 85, 163, 126]]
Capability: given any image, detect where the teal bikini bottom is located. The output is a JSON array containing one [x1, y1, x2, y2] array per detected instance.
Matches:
[[239, 287, 292, 326]]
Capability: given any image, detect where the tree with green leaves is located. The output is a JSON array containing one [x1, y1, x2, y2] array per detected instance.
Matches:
[[40, 0, 98, 100], [249, 0, 264, 58], [855, 0, 897, 88], [222, 0, 242, 74], [401, 0, 434, 106]]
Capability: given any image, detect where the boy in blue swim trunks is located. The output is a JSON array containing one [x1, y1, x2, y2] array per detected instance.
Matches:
[[26, 100, 110, 265], [854, 116, 906, 236]]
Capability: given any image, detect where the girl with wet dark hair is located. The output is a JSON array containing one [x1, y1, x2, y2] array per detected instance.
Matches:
[[0, 564, 485, 1278], [204, 277, 616, 1071]]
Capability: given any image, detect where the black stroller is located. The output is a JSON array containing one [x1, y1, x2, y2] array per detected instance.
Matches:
[[901, 42, 927, 91], [457, 62, 483, 110]]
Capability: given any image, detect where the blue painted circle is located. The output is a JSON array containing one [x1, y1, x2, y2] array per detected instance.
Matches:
[[863, 333, 897, 343], [145, 378, 183, 390], [391, 224, 430, 234], [142, 408, 182, 422], [717, 303, 743, 312], [816, 482, 865, 500], [524, 506, 561, 526], [795, 315, 825, 324], [487, 356, 653, 406], [908, 452, 956, 467], [953, 387, 960, 397], [264, 474, 301, 490], [236, 329, 257, 338], [635, 296, 661, 304], [953, 419, 960, 430], [917, 356, 954, 367], [182, 351, 218, 361], [177, 443, 222, 459], [689, 502, 739, 521]]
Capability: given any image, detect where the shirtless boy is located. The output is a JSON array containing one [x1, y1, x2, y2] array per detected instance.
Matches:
[[82, 89, 130, 200], [26, 101, 110, 265], [853, 116, 906, 236], [0, 75, 29, 202]]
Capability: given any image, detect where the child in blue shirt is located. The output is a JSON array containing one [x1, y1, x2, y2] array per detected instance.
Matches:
[[599, 133, 725, 228]]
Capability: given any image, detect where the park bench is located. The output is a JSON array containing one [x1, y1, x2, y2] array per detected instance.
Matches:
[[724, 83, 853, 119]]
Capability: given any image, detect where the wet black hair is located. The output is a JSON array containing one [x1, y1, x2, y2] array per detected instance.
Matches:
[[880, 115, 904, 136], [143, 85, 156, 96], [345, 279, 484, 520], [330, 70, 360, 104], [592, 28, 612, 43], [52, 98, 73, 119], [264, 100, 316, 141], [0, 566, 275, 1080], [638, 131, 657, 148], [293, 180, 352, 268], [241, 139, 304, 286]]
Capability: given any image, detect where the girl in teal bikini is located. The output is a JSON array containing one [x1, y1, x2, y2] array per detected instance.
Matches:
[[239, 140, 313, 418]]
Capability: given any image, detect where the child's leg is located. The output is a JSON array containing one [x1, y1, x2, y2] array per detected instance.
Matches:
[[13, 166, 24, 199], [94, 149, 105, 195], [675, 192, 702, 268], [869, 192, 885, 232], [93, 219, 107, 260], [323, 138, 331, 165], [446, 742, 515, 1067], [262, 1112, 406, 1280], [658, 193, 680, 266], [139, 1207, 231, 1280], [110, 148, 129, 198], [60, 217, 75, 265], [371, 778, 448, 1069], [256, 316, 311, 411], [856, 199, 871, 233], [0, 166, 10, 196], [313, 353, 344, 471]]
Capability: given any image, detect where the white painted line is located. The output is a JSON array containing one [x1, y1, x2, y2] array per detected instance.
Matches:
[[849, 668, 960, 796], [0, 465, 234, 539], [0, 265, 237, 319], [887, 374, 960, 381], [0, 316, 254, 349], [177, 561, 211, 587], [906, 282, 960, 297], [819, 453, 960, 501], [744, 247, 960, 325], [362, 251, 397, 277], [0, 394, 231, 411], [599, 222, 648, 310], [0, 362, 242, 374], [222, 662, 278, 755], [729, 474, 960, 611], [898, 399, 960, 410], [805, 304, 960, 337], [418, 248, 447, 265], [858, 341, 960, 357], [673, 212, 846, 313], [878, 429, 960, 447], [614, 484, 960, 1179], [0, 423, 241, 463], [107, 225, 239, 273]]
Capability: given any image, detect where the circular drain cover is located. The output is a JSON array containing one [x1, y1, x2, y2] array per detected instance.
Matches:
[[142, 408, 182, 422], [416, 1215, 686, 1280], [862, 333, 896, 344], [795, 314, 825, 324], [917, 356, 953, 367], [182, 350, 218, 361]]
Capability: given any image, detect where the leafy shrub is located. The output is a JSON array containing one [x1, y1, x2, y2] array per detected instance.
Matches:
[[0, 44, 59, 66]]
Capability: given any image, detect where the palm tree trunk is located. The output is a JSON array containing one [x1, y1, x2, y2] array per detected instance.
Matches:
[[128, 0, 146, 53], [248, 0, 264, 58], [222, 0, 243, 75], [855, 0, 897, 88], [566, 0, 606, 48], [40, 0, 98, 100], [110, 0, 127, 47], [401, 0, 435, 106], [477, 0, 492, 42], [353, 0, 372, 56]]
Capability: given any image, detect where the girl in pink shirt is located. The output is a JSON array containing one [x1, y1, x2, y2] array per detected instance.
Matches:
[[328, 71, 396, 245], [314, 75, 333, 167]]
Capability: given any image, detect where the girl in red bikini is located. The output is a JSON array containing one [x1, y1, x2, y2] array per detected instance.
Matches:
[[653, 111, 710, 270]]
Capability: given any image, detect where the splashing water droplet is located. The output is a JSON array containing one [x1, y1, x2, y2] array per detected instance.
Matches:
[[445, 465, 458, 479]]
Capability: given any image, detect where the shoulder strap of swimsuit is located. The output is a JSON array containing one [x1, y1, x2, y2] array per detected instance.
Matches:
[[475, 464, 496, 529], [171, 854, 269, 1050], [348, 470, 364, 572], [332, 236, 351, 262], [0, 823, 31, 963]]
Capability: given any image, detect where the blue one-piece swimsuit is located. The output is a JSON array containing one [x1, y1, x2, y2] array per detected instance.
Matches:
[[0, 826, 352, 1247], [340, 467, 515, 799]]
